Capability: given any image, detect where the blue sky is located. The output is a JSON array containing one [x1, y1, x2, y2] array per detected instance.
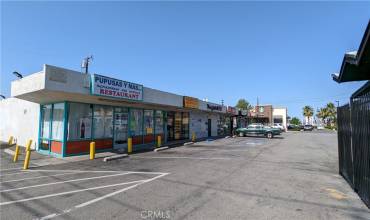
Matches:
[[1, 1, 369, 119]]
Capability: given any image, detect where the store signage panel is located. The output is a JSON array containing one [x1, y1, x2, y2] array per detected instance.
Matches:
[[207, 104, 222, 111], [183, 96, 199, 109], [91, 74, 143, 101], [227, 106, 237, 115]]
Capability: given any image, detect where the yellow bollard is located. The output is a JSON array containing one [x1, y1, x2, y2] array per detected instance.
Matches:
[[8, 136, 13, 145], [192, 132, 196, 142], [90, 142, 95, 160], [23, 140, 33, 170], [13, 144, 20, 162], [127, 138, 132, 154], [157, 135, 161, 148]]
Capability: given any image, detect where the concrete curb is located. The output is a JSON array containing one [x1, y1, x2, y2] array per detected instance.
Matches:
[[183, 142, 194, 146], [4, 148, 15, 156], [103, 154, 129, 162], [154, 147, 169, 152]]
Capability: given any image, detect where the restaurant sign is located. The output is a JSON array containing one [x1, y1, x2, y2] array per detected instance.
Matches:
[[183, 96, 199, 109], [91, 74, 143, 101]]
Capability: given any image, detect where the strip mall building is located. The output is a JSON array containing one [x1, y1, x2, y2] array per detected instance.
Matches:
[[0, 65, 233, 157]]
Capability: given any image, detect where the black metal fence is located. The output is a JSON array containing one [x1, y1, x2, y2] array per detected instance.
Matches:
[[337, 87, 370, 208], [337, 104, 354, 187]]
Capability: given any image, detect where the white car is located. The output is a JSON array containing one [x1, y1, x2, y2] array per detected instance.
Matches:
[[317, 125, 325, 130], [272, 123, 285, 131]]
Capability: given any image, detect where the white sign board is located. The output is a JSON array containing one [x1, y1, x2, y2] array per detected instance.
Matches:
[[91, 74, 143, 101]]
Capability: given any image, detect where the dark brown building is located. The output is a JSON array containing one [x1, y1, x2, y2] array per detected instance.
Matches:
[[247, 105, 273, 125]]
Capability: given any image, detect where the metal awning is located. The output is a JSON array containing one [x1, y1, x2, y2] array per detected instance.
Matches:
[[332, 20, 370, 83]]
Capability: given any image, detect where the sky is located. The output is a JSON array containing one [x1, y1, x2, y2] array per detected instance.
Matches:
[[1, 1, 369, 119]]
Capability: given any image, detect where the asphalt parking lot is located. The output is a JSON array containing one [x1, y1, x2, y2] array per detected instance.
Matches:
[[1, 131, 369, 220]]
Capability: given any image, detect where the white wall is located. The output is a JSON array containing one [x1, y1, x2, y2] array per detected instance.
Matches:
[[0, 98, 39, 149], [189, 111, 221, 138], [143, 87, 182, 107], [190, 111, 208, 139], [272, 108, 287, 131]]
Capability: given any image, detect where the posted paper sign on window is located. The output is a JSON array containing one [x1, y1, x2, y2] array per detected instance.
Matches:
[[91, 74, 143, 101]]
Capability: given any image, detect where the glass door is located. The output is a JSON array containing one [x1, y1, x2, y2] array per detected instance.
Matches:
[[114, 107, 128, 150], [167, 112, 174, 141]]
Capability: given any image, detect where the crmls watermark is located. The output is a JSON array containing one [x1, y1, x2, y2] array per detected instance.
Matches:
[[141, 210, 171, 219]]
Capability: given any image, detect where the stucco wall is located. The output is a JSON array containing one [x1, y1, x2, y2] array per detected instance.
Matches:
[[0, 98, 39, 149], [45, 64, 90, 95], [272, 107, 287, 131], [189, 111, 220, 138], [143, 87, 182, 107]]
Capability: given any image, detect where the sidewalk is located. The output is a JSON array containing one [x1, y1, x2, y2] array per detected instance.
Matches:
[[1, 143, 119, 167]]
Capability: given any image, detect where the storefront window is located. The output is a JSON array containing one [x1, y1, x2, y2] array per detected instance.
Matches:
[[155, 110, 164, 134], [174, 112, 182, 140], [114, 107, 128, 145], [51, 103, 65, 140], [93, 105, 113, 139], [144, 110, 154, 135], [68, 103, 92, 140], [130, 109, 143, 137], [182, 112, 189, 139], [41, 105, 52, 139]]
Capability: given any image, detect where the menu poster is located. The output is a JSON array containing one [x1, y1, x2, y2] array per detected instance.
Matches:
[[79, 117, 91, 139]]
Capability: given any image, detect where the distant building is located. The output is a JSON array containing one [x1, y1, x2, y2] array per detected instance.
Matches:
[[272, 107, 288, 131], [235, 105, 288, 130]]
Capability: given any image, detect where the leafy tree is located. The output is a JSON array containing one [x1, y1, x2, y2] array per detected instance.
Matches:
[[303, 105, 314, 124], [235, 99, 253, 110], [290, 117, 301, 125]]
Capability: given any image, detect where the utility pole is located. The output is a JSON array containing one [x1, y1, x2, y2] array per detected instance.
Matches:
[[82, 55, 93, 74], [335, 100, 340, 108]]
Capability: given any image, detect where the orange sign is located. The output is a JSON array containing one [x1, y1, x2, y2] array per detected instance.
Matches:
[[183, 96, 199, 109]]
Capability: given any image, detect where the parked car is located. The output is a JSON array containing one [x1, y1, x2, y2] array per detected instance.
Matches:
[[288, 124, 301, 131], [317, 125, 325, 130], [272, 123, 285, 131], [236, 123, 281, 139], [303, 124, 314, 131]]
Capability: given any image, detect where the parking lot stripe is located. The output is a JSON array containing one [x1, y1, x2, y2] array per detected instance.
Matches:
[[0, 165, 39, 172], [24, 169, 167, 175], [0, 179, 146, 206], [0, 172, 76, 184], [0, 171, 30, 177], [131, 156, 232, 160], [37, 173, 169, 220], [0, 172, 132, 193]]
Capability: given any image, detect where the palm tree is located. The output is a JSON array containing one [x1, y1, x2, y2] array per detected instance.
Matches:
[[317, 107, 328, 126], [303, 105, 314, 125], [325, 102, 337, 127]]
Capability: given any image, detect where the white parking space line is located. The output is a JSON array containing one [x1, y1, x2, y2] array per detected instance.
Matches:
[[0, 167, 24, 172], [38, 173, 169, 220], [131, 156, 232, 160], [0, 179, 145, 206], [24, 169, 167, 175], [0, 171, 30, 177], [0, 165, 41, 172], [0, 172, 76, 184], [0, 172, 132, 193], [201, 149, 253, 152]]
